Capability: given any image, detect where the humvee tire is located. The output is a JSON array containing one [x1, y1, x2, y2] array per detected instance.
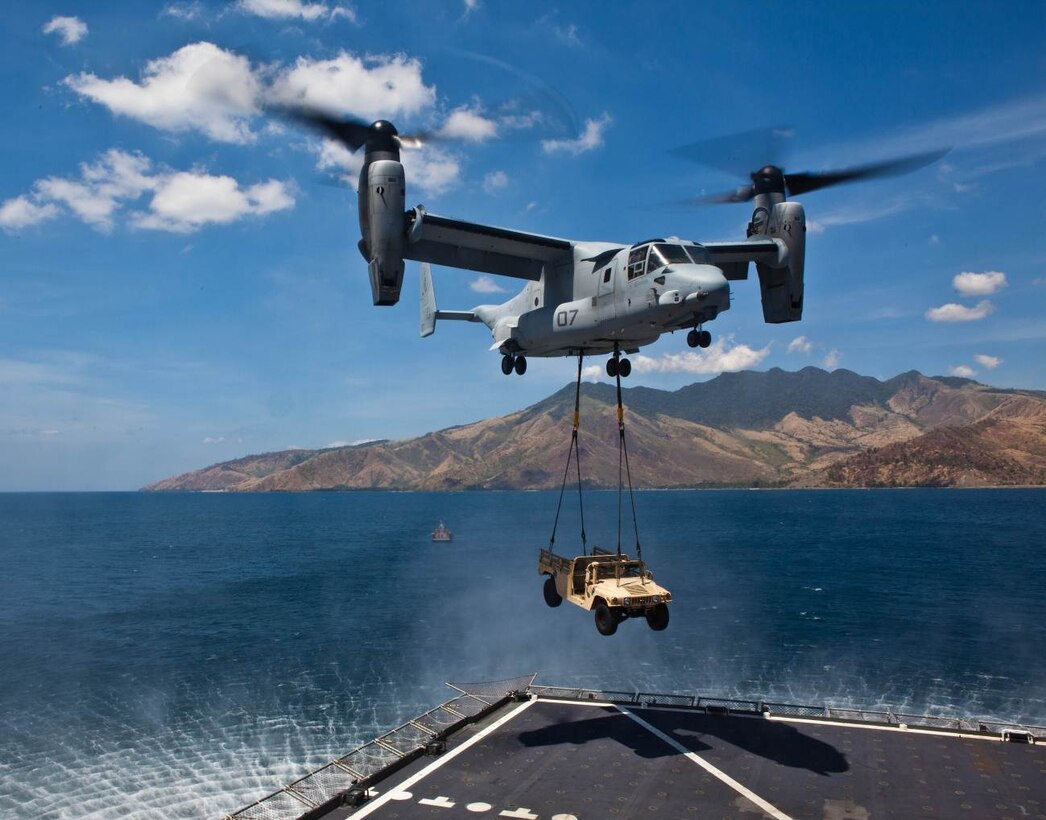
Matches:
[[543, 576, 563, 607], [594, 601, 618, 636], [646, 603, 669, 631]]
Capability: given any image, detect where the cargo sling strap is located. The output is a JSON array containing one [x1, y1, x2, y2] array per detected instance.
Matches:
[[612, 344, 642, 561], [548, 345, 642, 561], [549, 352, 588, 556]]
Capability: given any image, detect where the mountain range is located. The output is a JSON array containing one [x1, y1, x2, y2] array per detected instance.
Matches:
[[144, 368, 1046, 492]]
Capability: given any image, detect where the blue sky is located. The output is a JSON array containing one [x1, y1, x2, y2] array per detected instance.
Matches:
[[2, 0, 1044, 490]]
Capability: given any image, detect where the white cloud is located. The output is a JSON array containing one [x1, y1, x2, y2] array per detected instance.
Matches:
[[820, 94, 1046, 172], [973, 354, 1002, 370], [34, 150, 154, 231], [64, 42, 260, 144], [632, 336, 770, 375], [929, 234, 940, 246], [797, 195, 923, 233], [202, 436, 226, 444], [327, 438, 376, 447], [162, 2, 205, 20], [463, 0, 481, 13], [43, 16, 87, 45], [541, 112, 611, 156], [3, 148, 294, 234], [469, 276, 506, 294], [438, 107, 499, 142], [401, 146, 460, 196], [949, 365, 977, 378], [0, 196, 60, 231], [925, 300, 995, 323], [953, 270, 1007, 296], [823, 349, 842, 370], [787, 336, 813, 355], [580, 364, 603, 381], [268, 52, 435, 121], [135, 172, 295, 233], [482, 170, 509, 194], [238, 0, 357, 21], [315, 134, 459, 196]]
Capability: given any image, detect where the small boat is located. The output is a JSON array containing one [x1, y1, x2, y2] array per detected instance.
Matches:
[[431, 521, 453, 542]]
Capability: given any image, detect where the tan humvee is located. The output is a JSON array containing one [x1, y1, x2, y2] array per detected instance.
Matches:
[[538, 547, 672, 635]]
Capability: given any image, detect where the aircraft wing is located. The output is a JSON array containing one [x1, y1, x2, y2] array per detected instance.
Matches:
[[700, 238, 784, 280], [404, 208, 573, 281]]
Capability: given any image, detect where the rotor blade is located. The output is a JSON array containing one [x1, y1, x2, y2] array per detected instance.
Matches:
[[785, 148, 949, 196], [665, 186, 756, 208], [670, 127, 792, 179], [267, 103, 372, 152]]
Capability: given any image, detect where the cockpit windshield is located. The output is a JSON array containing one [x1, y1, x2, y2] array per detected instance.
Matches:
[[647, 243, 693, 272]]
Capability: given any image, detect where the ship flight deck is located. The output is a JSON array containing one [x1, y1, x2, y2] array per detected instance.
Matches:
[[226, 678, 1046, 820]]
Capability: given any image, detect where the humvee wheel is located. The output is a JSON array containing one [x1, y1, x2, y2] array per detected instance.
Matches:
[[646, 603, 670, 631], [594, 601, 618, 636], [543, 576, 562, 607]]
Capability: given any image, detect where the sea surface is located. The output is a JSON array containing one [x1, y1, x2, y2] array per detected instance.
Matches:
[[1, 489, 1044, 818]]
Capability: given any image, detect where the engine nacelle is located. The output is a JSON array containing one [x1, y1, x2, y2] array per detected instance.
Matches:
[[755, 201, 805, 323], [358, 158, 406, 306]]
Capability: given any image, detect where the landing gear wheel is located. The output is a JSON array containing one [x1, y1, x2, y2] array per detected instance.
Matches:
[[697, 330, 712, 348], [687, 329, 699, 348], [543, 576, 562, 607], [646, 603, 670, 631], [618, 358, 631, 378], [594, 601, 618, 636], [606, 358, 618, 378], [514, 355, 528, 376], [501, 355, 514, 375]]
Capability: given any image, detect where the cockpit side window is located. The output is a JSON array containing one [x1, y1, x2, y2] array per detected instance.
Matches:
[[627, 246, 648, 280]]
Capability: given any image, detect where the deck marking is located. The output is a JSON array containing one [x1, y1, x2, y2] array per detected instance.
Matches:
[[419, 795, 455, 807], [764, 714, 1002, 741], [499, 809, 538, 819], [466, 802, 493, 812], [616, 705, 794, 820], [537, 697, 1002, 743], [348, 698, 537, 818], [389, 791, 411, 801]]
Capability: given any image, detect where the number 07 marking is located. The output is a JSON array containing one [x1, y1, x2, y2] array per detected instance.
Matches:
[[556, 309, 578, 327]]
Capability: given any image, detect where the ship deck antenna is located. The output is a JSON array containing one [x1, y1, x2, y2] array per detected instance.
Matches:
[[612, 343, 641, 561], [549, 350, 587, 557]]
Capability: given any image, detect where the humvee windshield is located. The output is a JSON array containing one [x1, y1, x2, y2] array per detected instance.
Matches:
[[593, 561, 646, 580]]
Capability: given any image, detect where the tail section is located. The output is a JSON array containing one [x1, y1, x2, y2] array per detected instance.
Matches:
[[418, 262, 482, 337], [420, 262, 437, 337]]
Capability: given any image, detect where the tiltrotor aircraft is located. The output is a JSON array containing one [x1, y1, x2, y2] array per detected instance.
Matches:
[[282, 108, 943, 377]]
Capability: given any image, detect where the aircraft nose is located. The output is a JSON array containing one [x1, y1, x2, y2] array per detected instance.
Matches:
[[672, 263, 729, 300]]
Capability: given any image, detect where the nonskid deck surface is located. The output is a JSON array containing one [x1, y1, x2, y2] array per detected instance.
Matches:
[[328, 698, 1046, 820]]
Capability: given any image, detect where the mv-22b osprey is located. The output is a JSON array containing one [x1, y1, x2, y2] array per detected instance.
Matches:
[[287, 110, 943, 377]]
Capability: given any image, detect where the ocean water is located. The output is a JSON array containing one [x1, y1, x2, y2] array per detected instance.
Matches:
[[0, 488, 1044, 818]]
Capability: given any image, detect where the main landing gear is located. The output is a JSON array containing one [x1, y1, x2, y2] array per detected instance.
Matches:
[[501, 353, 527, 375], [606, 349, 631, 378], [687, 327, 712, 349]]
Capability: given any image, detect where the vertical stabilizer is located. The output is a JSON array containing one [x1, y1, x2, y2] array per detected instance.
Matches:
[[420, 263, 436, 337]]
